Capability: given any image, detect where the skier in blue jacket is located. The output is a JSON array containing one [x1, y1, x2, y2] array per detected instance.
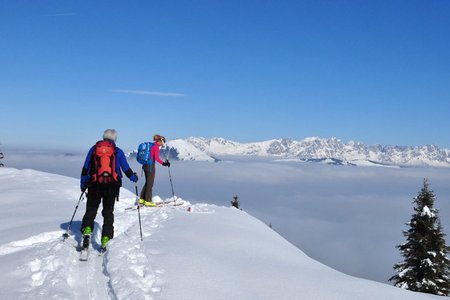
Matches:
[[80, 129, 138, 252]]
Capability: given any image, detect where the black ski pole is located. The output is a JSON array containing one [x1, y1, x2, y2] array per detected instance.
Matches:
[[62, 191, 85, 240], [161, 146, 178, 207], [165, 147, 175, 199], [167, 164, 175, 198], [135, 184, 143, 241]]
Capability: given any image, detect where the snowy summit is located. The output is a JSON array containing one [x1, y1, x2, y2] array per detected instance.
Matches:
[[0, 168, 442, 299]]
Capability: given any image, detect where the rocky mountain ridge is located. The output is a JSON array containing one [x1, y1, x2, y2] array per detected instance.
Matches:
[[128, 137, 450, 167]]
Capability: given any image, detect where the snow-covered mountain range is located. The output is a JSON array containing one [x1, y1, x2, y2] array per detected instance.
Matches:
[[129, 137, 450, 167]]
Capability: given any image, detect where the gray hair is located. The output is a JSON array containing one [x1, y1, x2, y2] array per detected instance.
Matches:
[[103, 129, 118, 142]]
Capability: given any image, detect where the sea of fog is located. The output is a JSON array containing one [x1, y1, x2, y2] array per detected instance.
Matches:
[[3, 147, 450, 284]]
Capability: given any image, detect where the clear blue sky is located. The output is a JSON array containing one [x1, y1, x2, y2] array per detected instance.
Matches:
[[1, 1, 450, 151]]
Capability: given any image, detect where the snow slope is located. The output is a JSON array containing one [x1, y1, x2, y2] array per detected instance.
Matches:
[[0, 168, 442, 299]]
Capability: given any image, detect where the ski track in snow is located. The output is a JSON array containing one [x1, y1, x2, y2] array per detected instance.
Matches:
[[0, 196, 194, 300]]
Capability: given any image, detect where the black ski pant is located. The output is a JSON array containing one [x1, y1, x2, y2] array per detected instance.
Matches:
[[140, 164, 156, 202], [81, 186, 119, 239]]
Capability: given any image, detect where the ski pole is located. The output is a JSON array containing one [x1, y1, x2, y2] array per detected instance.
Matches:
[[135, 184, 143, 241], [165, 147, 175, 198], [167, 164, 175, 198], [62, 191, 85, 240]]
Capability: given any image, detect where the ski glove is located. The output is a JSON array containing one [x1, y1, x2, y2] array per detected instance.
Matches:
[[162, 161, 171, 167], [80, 175, 90, 191], [130, 173, 138, 182]]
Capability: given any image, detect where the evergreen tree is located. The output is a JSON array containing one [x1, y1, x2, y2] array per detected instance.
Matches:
[[390, 179, 450, 296], [230, 196, 240, 209]]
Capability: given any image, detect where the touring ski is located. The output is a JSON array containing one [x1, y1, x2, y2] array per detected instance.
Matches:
[[160, 199, 182, 207], [124, 201, 183, 211], [79, 234, 91, 261], [98, 247, 107, 256]]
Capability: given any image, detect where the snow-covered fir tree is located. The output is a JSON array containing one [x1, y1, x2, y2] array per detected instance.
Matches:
[[230, 196, 240, 209], [0, 147, 4, 167], [390, 179, 450, 296]]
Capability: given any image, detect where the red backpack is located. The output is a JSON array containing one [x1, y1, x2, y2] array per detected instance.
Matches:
[[91, 140, 119, 185]]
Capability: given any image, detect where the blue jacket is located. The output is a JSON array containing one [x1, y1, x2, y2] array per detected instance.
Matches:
[[81, 140, 134, 185]]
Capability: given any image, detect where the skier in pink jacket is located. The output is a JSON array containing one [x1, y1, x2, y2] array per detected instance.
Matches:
[[139, 134, 170, 206]]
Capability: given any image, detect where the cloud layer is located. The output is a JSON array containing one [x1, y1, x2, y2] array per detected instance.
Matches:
[[5, 150, 450, 284]]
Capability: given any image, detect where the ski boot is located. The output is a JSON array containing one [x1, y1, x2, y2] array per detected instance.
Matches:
[[100, 236, 110, 254], [82, 226, 92, 250], [144, 201, 156, 207]]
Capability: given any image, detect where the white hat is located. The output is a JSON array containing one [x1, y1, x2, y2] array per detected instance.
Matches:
[[103, 129, 118, 142]]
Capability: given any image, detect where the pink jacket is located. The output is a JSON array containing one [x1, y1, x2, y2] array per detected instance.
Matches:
[[151, 144, 164, 165]]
